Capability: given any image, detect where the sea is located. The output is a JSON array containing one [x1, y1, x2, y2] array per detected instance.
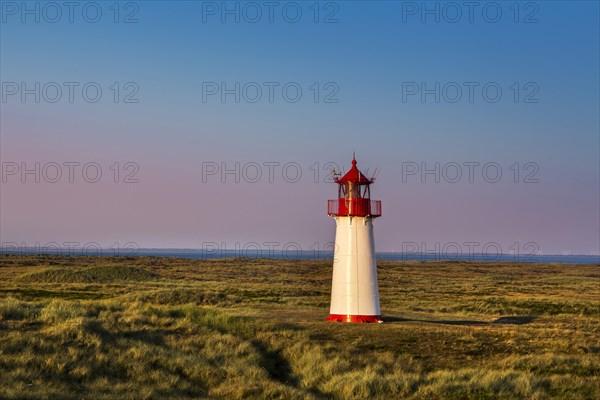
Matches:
[[2, 248, 599, 264]]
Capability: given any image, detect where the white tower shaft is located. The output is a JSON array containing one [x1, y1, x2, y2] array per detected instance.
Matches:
[[328, 216, 381, 321]]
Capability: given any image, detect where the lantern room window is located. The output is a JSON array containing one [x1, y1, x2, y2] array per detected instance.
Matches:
[[339, 183, 370, 199]]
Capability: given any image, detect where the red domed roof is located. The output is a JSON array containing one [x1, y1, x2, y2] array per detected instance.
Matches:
[[335, 158, 374, 185]]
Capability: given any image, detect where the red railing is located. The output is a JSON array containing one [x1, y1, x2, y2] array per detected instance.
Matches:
[[370, 200, 382, 216], [328, 199, 382, 217]]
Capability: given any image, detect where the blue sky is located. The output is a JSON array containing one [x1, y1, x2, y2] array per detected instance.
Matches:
[[1, 1, 599, 255]]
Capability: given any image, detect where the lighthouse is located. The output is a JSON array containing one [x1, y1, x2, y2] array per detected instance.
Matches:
[[326, 156, 383, 323]]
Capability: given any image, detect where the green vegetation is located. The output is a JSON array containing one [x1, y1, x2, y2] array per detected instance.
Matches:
[[1, 255, 598, 399]]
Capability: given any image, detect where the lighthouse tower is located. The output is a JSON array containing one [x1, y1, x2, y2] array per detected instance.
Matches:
[[326, 156, 383, 323]]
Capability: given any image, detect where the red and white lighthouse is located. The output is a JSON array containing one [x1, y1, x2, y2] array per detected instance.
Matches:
[[326, 156, 383, 323]]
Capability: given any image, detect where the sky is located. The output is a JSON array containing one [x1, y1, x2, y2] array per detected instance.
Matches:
[[1, 0, 599, 256]]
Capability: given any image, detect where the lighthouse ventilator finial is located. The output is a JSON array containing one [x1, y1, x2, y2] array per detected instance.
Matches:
[[326, 156, 383, 323]]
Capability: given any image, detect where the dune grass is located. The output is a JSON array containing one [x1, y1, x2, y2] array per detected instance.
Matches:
[[0, 255, 598, 399]]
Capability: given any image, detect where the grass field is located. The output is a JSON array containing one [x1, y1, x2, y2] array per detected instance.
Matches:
[[0, 255, 598, 399]]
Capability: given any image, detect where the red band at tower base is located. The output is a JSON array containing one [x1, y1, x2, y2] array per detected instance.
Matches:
[[326, 314, 384, 323]]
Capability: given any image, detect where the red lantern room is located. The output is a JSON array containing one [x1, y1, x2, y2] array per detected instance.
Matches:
[[328, 157, 382, 218]]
